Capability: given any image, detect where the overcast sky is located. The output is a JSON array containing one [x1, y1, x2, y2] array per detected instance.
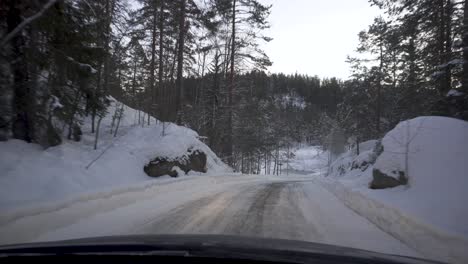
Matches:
[[259, 0, 382, 79]]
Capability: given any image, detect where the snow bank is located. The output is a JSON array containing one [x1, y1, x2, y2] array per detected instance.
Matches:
[[320, 179, 468, 264], [373, 116, 468, 236], [0, 98, 230, 211], [320, 116, 468, 263]]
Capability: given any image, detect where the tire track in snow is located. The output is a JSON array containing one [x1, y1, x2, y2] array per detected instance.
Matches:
[[137, 181, 318, 242]]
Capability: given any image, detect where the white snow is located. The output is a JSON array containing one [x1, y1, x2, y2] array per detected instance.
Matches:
[[317, 116, 468, 263], [274, 94, 306, 109], [49, 95, 63, 109], [447, 89, 464, 97], [373, 117, 468, 236], [285, 145, 328, 174], [0, 98, 230, 211]]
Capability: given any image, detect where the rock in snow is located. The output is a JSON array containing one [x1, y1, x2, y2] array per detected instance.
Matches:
[[144, 148, 207, 177], [369, 168, 407, 189]]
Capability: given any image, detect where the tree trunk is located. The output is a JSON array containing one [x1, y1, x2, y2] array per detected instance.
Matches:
[[276, 147, 280, 176], [148, 4, 158, 125], [257, 155, 261, 174], [196, 51, 207, 105], [376, 40, 383, 136], [102, 0, 113, 95], [208, 52, 220, 149], [92, 0, 113, 133], [94, 116, 103, 150], [437, 0, 448, 95], [113, 104, 124, 137], [241, 152, 244, 173], [109, 102, 118, 135], [67, 90, 82, 140], [286, 144, 290, 176], [444, 0, 453, 93], [405, 121, 410, 182], [132, 58, 138, 106], [408, 34, 417, 91], [175, 0, 186, 125], [463, 0, 468, 92], [226, 0, 236, 165], [8, 0, 32, 142], [168, 40, 178, 84], [273, 157, 276, 175], [138, 109, 141, 125], [158, 0, 165, 117], [356, 137, 360, 155], [91, 63, 103, 133]]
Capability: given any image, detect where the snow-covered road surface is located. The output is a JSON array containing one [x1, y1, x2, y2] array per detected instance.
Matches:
[[133, 179, 418, 258], [0, 175, 420, 259]]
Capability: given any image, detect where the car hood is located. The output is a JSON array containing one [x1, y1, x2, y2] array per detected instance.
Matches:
[[0, 234, 442, 264]]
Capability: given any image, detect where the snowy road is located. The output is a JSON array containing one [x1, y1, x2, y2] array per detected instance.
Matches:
[[0, 175, 420, 258], [133, 178, 419, 258]]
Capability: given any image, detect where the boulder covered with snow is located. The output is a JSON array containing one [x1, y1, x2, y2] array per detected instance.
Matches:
[[350, 148, 378, 171], [373, 116, 468, 190], [371, 116, 468, 232], [144, 148, 207, 177], [370, 168, 407, 189], [319, 116, 468, 263]]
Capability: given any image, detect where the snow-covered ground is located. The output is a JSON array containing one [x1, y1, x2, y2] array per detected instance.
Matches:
[[0, 98, 230, 211], [316, 116, 468, 263]]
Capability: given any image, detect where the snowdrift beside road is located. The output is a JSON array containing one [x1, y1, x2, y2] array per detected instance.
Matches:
[[0, 98, 230, 211], [320, 116, 468, 263], [373, 116, 468, 235]]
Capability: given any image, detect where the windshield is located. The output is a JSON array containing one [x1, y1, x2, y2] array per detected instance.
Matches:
[[1, 0, 467, 263]]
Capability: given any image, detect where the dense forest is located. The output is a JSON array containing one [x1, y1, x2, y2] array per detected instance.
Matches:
[[1, 0, 468, 173]]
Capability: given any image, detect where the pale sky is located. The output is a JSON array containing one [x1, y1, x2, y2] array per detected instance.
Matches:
[[259, 0, 382, 79]]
